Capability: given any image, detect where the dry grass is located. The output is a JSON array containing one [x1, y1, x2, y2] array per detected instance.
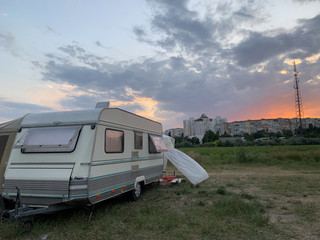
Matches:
[[0, 146, 319, 239]]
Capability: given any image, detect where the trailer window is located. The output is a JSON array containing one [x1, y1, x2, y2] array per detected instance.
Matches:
[[105, 129, 124, 153], [134, 132, 143, 150], [148, 135, 167, 153], [16, 126, 81, 153]]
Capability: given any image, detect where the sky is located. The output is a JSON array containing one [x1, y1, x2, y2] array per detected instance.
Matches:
[[1, 0, 320, 130]]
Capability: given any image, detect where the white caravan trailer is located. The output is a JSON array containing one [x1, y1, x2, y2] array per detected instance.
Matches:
[[2, 106, 166, 212]]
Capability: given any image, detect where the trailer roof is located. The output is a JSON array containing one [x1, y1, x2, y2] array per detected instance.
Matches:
[[21, 109, 102, 128], [20, 108, 163, 132]]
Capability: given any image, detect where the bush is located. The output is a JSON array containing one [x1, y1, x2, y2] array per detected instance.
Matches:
[[201, 142, 215, 147], [214, 140, 222, 147], [175, 141, 194, 148], [235, 148, 253, 163], [223, 140, 233, 147], [233, 139, 245, 147]]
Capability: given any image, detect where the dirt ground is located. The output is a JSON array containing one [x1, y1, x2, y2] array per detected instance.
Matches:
[[209, 166, 320, 239]]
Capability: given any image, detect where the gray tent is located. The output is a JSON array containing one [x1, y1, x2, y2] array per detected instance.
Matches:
[[0, 118, 23, 193]]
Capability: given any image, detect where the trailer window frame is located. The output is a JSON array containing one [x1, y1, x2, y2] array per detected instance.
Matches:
[[15, 125, 82, 153], [148, 134, 167, 154], [134, 131, 143, 150], [105, 129, 124, 153]]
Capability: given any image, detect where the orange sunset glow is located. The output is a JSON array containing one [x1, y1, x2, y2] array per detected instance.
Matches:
[[111, 97, 164, 122], [0, 1, 319, 131]]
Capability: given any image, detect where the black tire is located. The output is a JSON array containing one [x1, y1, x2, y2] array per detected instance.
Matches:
[[130, 182, 142, 201], [22, 218, 33, 232], [16, 218, 33, 232]]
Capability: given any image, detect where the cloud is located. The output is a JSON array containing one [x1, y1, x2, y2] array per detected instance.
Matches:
[[45, 26, 58, 35], [0, 99, 53, 122], [232, 14, 320, 67], [293, 0, 320, 3], [135, 0, 270, 57], [134, 0, 221, 55], [0, 32, 20, 57], [29, 2, 320, 129], [95, 41, 108, 48]]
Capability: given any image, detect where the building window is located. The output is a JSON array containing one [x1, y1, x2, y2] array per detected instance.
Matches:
[[134, 132, 143, 150], [105, 129, 124, 153]]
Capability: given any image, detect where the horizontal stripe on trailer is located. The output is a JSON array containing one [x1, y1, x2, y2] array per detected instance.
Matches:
[[89, 164, 163, 180], [91, 156, 163, 166], [87, 172, 163, 198], [2, 193, 69, 198]]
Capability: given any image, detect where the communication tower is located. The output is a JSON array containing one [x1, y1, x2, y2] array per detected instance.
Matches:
[[293, 61, 304, 129]]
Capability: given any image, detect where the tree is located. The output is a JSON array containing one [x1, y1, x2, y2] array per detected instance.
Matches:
[[282, 130, 293, 139], [191, 137, 200, 145], [244, 133, 254, 141], [202, 130, 219, 143]]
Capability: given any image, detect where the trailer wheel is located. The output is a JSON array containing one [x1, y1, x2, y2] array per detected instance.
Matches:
[[22, 218, 33, 232], [16, 217, 33, 232], [130, 182, 142, 201]]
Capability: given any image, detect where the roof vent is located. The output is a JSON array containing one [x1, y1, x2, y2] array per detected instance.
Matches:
[[95, 102, 110, 109]]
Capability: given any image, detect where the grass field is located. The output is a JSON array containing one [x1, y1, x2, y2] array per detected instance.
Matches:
[[0, 145, 319, 239]]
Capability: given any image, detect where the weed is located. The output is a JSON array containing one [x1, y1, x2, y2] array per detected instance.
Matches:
[[240, 192, 256, 200], [216, 186, 226, 195]]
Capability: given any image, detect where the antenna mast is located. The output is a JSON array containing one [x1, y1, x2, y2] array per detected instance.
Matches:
[[293, 61, 303, 129]]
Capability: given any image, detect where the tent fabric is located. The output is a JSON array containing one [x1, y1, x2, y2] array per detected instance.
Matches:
[[0, 117, 24, 133], [0, 117, 24, 192], [162, 135, 209, 185]]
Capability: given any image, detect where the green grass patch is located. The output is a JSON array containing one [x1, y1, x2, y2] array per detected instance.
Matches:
[[0, 181, 277, 240], [1, 145, 319, 239], [180, 145, 320, 170]]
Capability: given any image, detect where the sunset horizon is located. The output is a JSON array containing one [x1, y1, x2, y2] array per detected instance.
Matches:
[[1, 1, 319, 131]]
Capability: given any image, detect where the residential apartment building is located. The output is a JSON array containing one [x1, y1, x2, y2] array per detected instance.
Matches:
[[219, 118, 320, 136], [164, 128, 184, 137], [178, 116, 320, 140], [183, 114, 228, 141]]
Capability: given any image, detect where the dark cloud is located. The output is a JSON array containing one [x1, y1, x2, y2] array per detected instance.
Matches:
[[95, 41, 103, 47], [59, 45, 86, 57], [134, 0, 221, 55], [43, 60, 110, 89], [59, 94, 103, 110], [132, 26, 147, 38], [136, 0, 269, 57], [45, 26, 58, 35], [33, 2, 320, 128], [0, 32, 20, 57], [58, 91, 144, 114], [232, 14, 320, 67], [57, 44, 105, 68], [0, 99, 53, 121]]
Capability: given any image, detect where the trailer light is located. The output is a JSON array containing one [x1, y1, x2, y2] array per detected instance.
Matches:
[[96, 194, 101, 198], [121, 189, 123, 194], [123, 185, 127, 188], [111, 189, 115, 193]]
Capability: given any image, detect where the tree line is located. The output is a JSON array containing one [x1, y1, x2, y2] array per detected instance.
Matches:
[[172, 124, 320, 148]]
